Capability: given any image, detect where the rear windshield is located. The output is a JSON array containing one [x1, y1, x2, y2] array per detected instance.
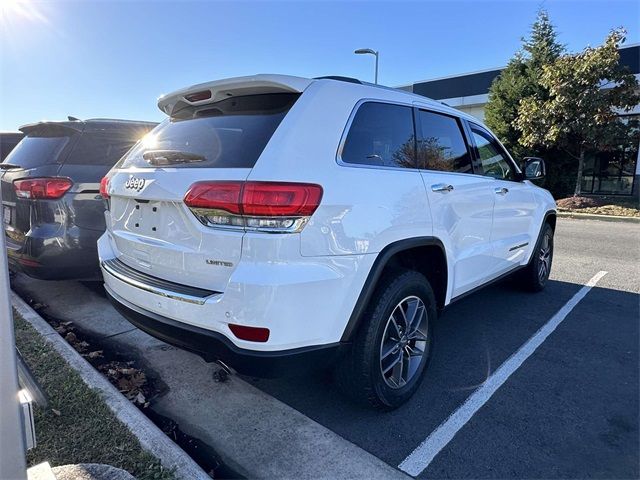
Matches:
[[2, 133, 71, 170], [117, 93, 299, 169], [65, 127, 151, 166]]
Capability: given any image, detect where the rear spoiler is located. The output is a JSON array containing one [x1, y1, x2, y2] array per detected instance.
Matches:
[[157, 74, 313, 117], [19, 121, 84, 135]]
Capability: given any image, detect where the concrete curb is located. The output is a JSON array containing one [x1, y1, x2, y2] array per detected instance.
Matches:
[[11, 291, 210, 480], [557, 211, 640, 223]]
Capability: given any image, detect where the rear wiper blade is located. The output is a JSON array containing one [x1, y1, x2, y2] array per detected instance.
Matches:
[[142, 150, 206, 166], [0, 163, 22, 170]]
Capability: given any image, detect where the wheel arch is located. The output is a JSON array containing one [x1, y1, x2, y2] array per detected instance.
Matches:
[[545, 210, 557, 231], [340, 237, 448, 342], [524, 209, 557, 266]]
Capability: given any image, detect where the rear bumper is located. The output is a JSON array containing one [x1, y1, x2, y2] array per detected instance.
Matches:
[[98, 228, 374, 352], [6, 227, 103, 280], [105, 287, 347, 377]]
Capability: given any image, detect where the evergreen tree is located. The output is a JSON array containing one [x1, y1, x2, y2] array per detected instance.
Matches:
[[484, 9, 564, 158]]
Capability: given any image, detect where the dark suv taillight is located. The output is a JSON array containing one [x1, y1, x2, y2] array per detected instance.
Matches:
[[13, 177, 73, 200], [100, 176, 110, 199], [184, 181, 323, 233]]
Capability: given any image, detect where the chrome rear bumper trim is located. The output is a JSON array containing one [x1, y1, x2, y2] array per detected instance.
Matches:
[[101, 257, 218, 305]]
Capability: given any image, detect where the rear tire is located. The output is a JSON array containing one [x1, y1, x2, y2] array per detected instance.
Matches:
[[337, 270, 436, 410], [518, 223, 554, 292]]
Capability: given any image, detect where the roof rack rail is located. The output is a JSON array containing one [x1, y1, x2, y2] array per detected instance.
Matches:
[[316, 76, 418, 97], [314, 76, 363, 84]]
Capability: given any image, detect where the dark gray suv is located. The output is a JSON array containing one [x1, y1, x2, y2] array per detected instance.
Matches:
[[1, 118, 156, 280]]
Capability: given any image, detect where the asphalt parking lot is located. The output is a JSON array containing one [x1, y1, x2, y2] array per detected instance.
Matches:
[[12, 217, 639, 479], [249, 217, 639, 478]]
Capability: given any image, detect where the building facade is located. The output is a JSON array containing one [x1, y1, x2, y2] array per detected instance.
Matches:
[[399, 44, 640, 197]]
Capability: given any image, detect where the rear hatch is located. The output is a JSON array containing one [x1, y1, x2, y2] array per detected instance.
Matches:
[[1, 124, 79, 248], [106, 88, 303, 292]]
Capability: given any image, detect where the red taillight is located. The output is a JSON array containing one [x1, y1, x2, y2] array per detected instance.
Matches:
[[13, 178, 73, 200], [184, 181, 323, 232], [242, 182, 323, 217], [100, 176, 110, 199], [184, 181, 243, 214], [184, 181, 323, 216], [228, 324, 270, 342]]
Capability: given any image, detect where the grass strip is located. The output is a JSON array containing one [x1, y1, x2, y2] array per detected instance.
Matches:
[[13, 312, 175, 480]]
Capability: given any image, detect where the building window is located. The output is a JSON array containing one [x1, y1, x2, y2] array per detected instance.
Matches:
[[581, 115, 639, 195]]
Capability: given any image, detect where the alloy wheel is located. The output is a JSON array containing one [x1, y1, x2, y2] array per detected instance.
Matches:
[[379, 296, 429, 389], [538, 232, 552, 282]]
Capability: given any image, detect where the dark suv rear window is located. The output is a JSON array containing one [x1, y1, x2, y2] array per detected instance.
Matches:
[[2, 134, 70, 170], [117, 93, 300, 169], [64, 128, 149, 166]]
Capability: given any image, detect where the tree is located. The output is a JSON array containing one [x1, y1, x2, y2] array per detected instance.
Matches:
[[516, 29, 640, 195], [484, 9, 564, 158]]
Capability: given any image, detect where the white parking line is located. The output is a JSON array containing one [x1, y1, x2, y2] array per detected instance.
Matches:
[[398, 270, 608, 477]]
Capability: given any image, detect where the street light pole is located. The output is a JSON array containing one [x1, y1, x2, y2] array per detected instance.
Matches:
[[354, 48, 379, 84], [374, 52, 379, 85]]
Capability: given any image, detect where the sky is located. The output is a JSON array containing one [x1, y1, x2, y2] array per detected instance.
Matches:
[[0, 0, 638, 131]]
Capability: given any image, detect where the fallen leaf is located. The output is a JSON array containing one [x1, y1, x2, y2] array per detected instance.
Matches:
[[64, 332, 77, 343], [135, 392, 146, 404], [88, 350, 103, 358], [51, 409, 61, 416]]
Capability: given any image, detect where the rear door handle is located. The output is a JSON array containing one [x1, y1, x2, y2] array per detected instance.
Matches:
[[494, 187, 509, 195], [432, 183, 454, 193]]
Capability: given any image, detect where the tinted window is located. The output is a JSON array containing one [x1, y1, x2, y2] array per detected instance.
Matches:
[[341, 102, 416, 168], [0, 134, 23, 162], [65, 128, 149, 166], [2, 134, 70, 170], [470, 126, 514, 180], [118, 93, 299, 169], [417, 110, 471, 173]]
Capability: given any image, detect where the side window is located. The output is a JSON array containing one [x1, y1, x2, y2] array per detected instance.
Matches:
[[341, 102, 416, 168], [417, 110, 472, 173], [470, 126, 515, 181]]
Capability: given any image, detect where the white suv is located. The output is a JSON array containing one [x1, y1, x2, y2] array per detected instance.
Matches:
[[98, 74, 556, 409]]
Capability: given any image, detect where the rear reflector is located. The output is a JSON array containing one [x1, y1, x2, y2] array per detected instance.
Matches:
[[17, 257, 41, 267], [228, 324, 270, 342], [185, 90, 212, 102], [13, 177, 73, 200], [100, 176, 110, 199]]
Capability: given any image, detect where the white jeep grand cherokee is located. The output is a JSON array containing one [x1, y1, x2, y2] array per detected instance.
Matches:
[[98, 74, 556, 409]]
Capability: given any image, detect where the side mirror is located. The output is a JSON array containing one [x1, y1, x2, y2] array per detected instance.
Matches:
[[522, 157, 546, 181]]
